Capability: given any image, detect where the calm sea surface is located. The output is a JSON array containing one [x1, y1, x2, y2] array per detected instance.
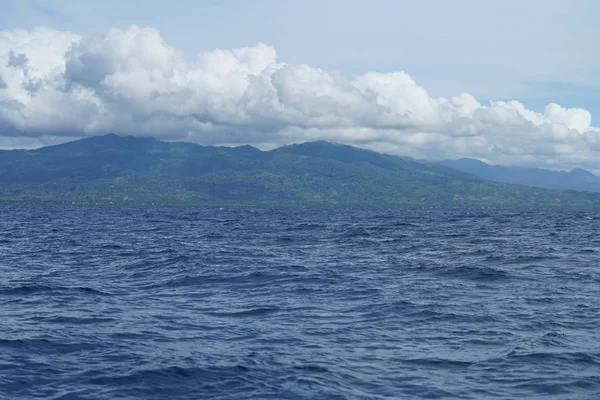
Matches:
[[1, 204, 600, 399]]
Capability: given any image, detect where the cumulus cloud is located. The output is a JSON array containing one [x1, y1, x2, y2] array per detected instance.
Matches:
[[0, 25, 599, 170]]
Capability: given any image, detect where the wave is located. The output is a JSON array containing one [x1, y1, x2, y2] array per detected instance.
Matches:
[[439, 264, 512, 281], [0, 285, 112, 296], [207, 307, 280, 318]]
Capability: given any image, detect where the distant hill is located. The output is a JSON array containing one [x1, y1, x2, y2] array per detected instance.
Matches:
[[1, 134, 600, 207], [440, 158, 600, 193]]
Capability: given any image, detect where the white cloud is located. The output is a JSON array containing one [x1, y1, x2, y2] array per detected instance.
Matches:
[[0, 25, 599, 171]]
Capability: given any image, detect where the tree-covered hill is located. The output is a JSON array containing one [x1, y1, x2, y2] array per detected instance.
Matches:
[[1, 134, 599, 207]]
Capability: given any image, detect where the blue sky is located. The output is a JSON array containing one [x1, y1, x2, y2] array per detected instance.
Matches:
[[1, 0, 599, 170]]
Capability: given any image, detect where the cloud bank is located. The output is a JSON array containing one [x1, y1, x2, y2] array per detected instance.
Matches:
[[0, 25, 599, 170]]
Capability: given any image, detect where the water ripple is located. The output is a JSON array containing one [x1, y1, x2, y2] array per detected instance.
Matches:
[[1, 204, 600, 399]]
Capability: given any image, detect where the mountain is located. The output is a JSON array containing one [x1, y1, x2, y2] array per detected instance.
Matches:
[[440, 158, 600, 193], [1, 134, 600, 207]]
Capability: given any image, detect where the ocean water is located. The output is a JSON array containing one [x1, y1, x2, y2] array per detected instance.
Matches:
[[1, 204, 600, 400]]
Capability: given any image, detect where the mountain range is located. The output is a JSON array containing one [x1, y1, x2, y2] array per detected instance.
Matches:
[[440, 158, 600, 193], [1, 134, 600, 207]]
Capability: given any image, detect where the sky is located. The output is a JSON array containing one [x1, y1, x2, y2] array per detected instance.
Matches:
[[1, 0, 600, 171]]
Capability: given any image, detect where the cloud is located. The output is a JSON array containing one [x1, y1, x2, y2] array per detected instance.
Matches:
[[0, 25, 599, 171]]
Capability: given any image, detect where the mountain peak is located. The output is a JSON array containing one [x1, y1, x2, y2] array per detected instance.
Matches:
[[3, 134, 600, 206], [569, 168, 596, 178]]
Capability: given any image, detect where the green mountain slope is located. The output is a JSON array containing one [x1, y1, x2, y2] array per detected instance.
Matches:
[[1, 134, 599, 207]]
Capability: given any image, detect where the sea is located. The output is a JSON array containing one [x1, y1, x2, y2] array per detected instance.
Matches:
[[1, 204, 599, 399]]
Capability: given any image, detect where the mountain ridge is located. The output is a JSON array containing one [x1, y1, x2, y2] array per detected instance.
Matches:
[[1, 134, 600, 207], [440, 158, 600, 193]]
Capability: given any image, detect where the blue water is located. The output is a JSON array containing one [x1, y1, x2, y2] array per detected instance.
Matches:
[[1, 205, 600, 399]]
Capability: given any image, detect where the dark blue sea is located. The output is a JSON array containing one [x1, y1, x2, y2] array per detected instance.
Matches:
[[1, 204, 600, 399]]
